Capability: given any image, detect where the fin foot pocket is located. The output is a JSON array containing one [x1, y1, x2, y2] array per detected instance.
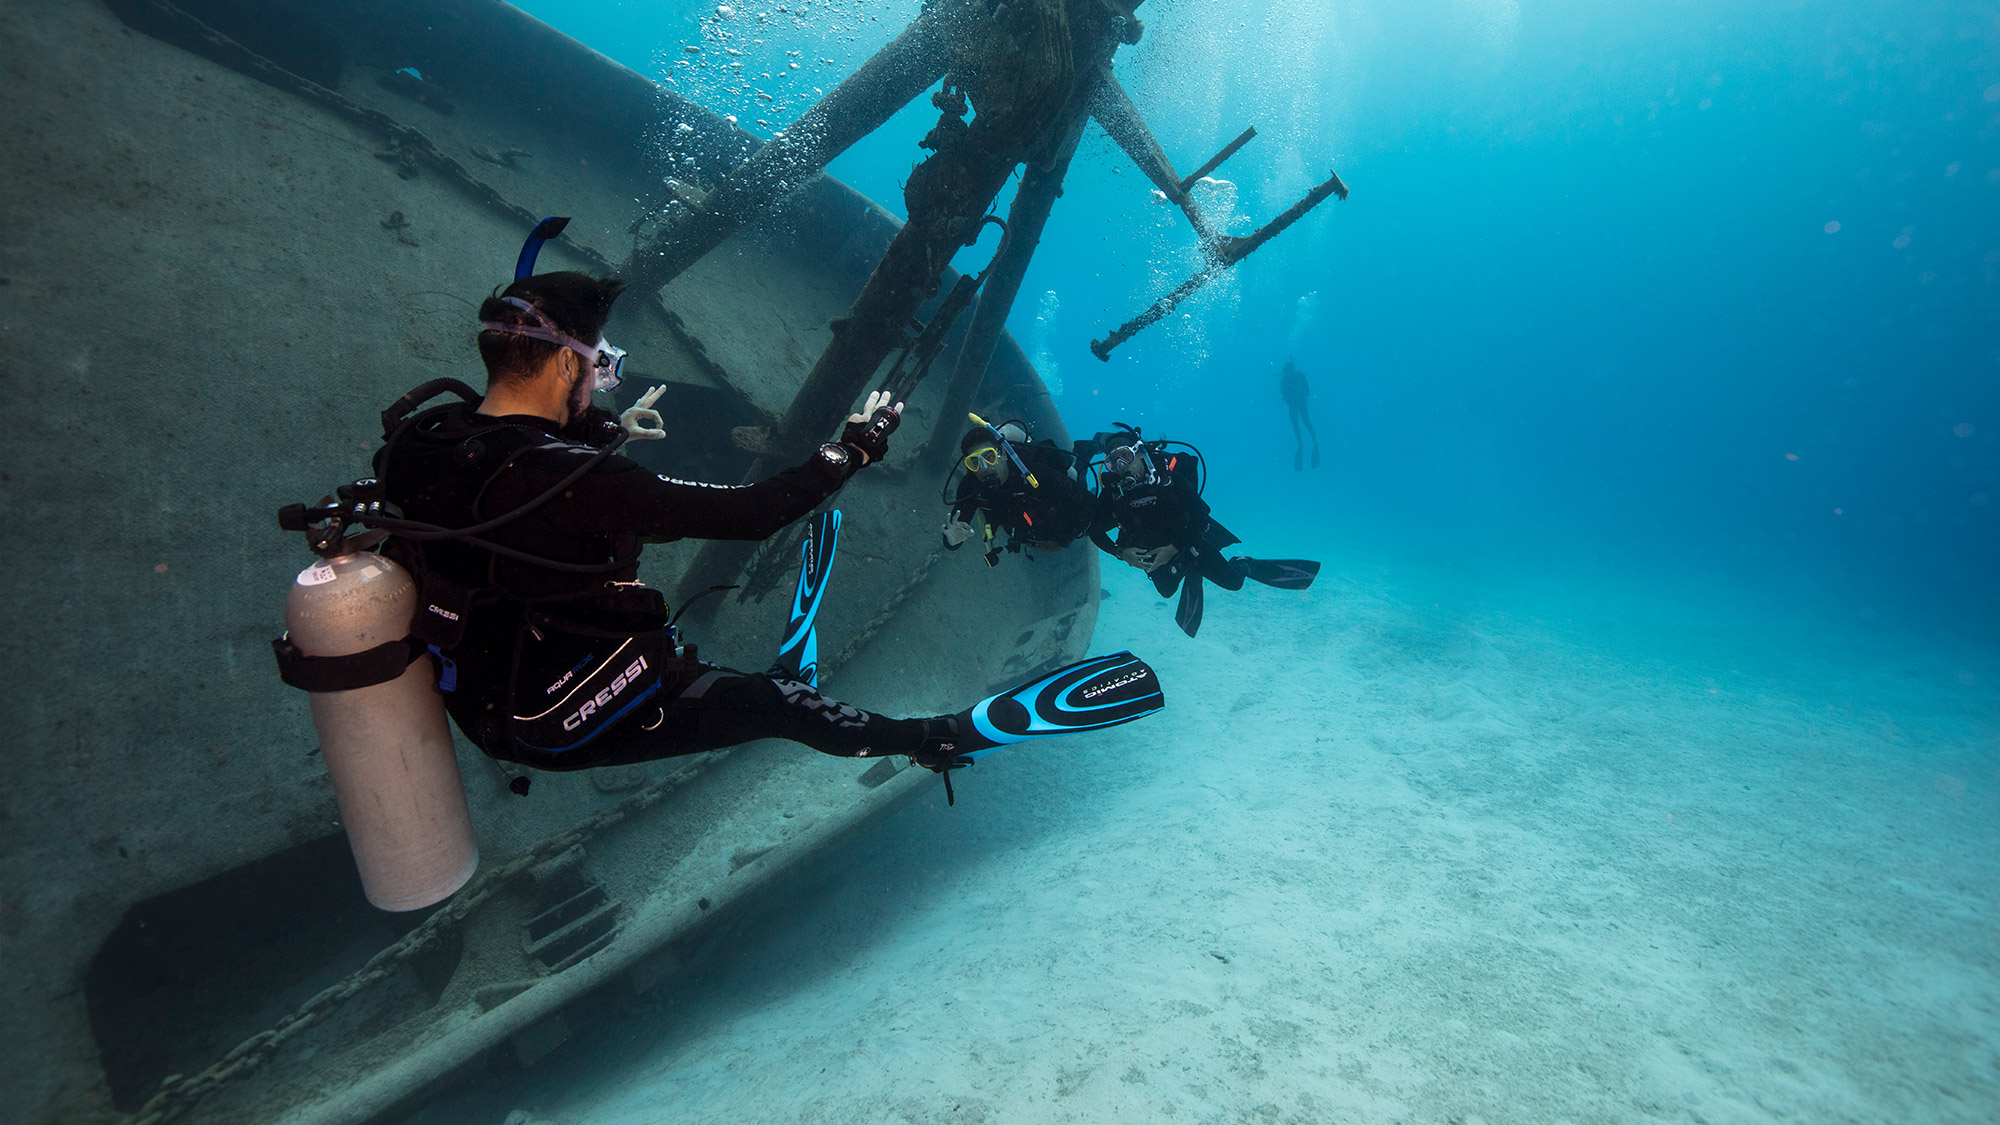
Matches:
[[908, 715, 976, 806]]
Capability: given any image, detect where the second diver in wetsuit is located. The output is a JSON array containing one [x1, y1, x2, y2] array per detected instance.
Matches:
[[942, 418, 1097, 565], [1089, 426, 1322, 637]]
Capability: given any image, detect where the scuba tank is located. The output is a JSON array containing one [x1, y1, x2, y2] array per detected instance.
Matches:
[[274, 480, 478, 912]]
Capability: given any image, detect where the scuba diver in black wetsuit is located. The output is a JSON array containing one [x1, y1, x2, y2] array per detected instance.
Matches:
[[1279, 357, 1319, 471], [941, 415, 1097, 566], [276, 222, 1163, 811], [369, 268, 960, 772], [1087, 425, 1322, 638]]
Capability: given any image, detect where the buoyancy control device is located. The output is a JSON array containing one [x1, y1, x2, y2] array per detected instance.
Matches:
[[273, 377, 662, 906]]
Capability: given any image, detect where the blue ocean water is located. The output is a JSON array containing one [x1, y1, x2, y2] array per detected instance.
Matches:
[[417, 5, 2000, 1120], [524, 0, 1998, 638]]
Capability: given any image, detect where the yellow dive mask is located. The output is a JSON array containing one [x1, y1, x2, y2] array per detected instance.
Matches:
[[963, 446, 1002, 472]]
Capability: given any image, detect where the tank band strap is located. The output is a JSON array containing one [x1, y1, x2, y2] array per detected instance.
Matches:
[[272, 634, 424, 693]]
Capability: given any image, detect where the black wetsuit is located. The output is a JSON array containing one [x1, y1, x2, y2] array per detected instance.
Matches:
[[374, 401, 928, 771], [947, 441, 1096, 557], [1090, 449, 1244, 598]]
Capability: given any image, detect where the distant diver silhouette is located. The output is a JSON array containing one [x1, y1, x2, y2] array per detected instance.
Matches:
[[1278, 357, 1319, 470]]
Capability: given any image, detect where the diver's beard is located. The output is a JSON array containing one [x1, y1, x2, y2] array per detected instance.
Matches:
[[566, 374, 592, 422]]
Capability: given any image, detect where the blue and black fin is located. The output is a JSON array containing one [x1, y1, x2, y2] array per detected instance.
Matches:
[[772, 510, 840, 688], [1229, 556, 1319, 591], [959, 650, 1163, 758], [909, 650, 1164, 804]]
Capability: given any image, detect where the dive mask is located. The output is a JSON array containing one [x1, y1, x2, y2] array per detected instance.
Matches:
[[1105, 442, 1154, 485], [589, 339, 627, 393], [963, 445, 1003, 473]]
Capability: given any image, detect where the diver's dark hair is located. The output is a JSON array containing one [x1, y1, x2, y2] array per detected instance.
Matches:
[[476, 271, 626, 384]]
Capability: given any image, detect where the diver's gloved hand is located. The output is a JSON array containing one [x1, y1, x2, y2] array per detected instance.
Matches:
[[839, 389, 903, 465], [619, 384, 667, 441], [1119, 544, 1177, 572], [942, 518, 973, 548]]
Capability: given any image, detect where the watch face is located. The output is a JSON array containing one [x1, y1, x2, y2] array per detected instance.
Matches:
[[820, 443, 849, 465]]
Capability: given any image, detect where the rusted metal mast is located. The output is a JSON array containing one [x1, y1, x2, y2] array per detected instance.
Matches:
[[1091, 73, 1221, 240], [917, 77, 1097, 470], [1090, 166, 1349, 360], [620, 0, 976, 293], [629, 0, 1342, 600], [672, 0, 1145, 609]]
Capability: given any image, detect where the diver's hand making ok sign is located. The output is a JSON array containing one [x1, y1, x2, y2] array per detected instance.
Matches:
[[619, 384, 668, 441]]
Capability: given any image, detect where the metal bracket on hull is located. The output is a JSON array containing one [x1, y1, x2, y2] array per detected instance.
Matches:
[[669, 0, 1144, 613]]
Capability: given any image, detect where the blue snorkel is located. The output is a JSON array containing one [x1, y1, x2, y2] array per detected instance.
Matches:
[[967, 412, 1038, 489], [515, 215, 570, 279], [485, 215, 627, 395]]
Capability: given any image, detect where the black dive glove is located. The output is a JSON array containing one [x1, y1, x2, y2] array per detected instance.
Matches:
[[838, 390, 903, 465]]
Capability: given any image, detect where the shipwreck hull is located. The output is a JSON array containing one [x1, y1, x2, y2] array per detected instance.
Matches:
[[0, 2, 1096, 1122]]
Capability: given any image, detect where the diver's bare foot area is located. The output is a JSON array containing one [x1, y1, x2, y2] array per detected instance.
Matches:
[[420, 562, 2000, 1124]]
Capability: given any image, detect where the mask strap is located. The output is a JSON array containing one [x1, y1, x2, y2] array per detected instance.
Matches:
[[481, 296, 621, 391], [481, 298, 596, 366]]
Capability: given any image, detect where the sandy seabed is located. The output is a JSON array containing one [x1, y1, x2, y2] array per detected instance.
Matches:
[[413, 551, 1999, 1125]]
